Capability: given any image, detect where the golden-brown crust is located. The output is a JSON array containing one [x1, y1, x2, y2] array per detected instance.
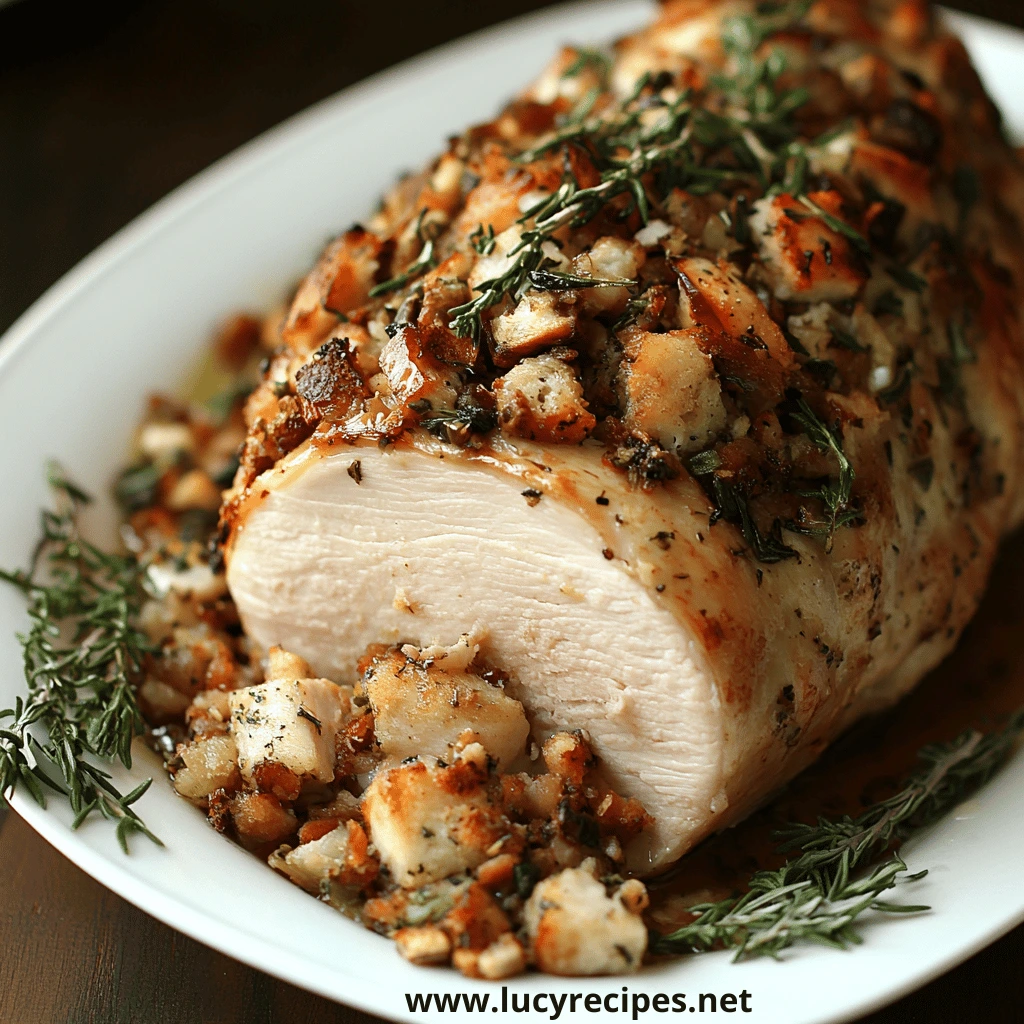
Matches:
[[221, 0, 1024, 869]]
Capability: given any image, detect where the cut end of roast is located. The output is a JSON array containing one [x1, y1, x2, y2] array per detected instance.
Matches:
[[225, 438, 724, 873]]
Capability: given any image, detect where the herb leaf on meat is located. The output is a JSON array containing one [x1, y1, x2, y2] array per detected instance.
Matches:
[[447, 1, 813, 342], [789, 398, 857, 552]]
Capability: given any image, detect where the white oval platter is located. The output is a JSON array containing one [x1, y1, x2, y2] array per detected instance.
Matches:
[[1, 3, 1022, 1022]]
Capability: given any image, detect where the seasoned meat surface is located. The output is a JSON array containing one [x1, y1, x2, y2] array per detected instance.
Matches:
[[223, 0, 1024, 872]]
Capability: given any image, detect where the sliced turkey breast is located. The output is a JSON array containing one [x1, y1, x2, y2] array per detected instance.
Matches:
[[225, 382, 1013, 876], [221, 0, 1024, 876]]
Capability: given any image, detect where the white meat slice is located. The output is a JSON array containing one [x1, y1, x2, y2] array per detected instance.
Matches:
[[227, 437, 723, 873]]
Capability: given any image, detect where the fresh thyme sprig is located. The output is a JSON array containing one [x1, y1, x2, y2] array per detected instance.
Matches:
[[652, 711, 1024, 960], [447, 1, 813, 343], [0, 466, 161, 852], [448, 128, 694, 343]]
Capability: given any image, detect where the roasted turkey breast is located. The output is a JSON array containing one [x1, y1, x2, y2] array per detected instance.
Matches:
[[222, 0, 1024, 873]]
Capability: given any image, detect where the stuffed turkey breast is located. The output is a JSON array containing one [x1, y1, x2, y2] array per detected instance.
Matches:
[[222, 0, 1024, 874]]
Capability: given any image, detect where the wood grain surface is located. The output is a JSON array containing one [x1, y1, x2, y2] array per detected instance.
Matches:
[[1, 1, 1023, 1021]]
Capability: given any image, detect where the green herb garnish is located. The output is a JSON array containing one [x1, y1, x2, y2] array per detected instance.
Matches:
[[652, 711, 1024, 960], [562, 47, 612, 84], [527, 268, 635, 291], [447, 1, 812, 343], [790, 398, 856, 552], [798, 194, 872, 259], [0, 467, 161, 852], [369, 209, 437, 299]]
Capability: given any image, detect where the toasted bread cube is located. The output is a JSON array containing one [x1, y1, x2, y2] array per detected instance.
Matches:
[[282, 228, 383, 352], [524, 866, 648, 975], [491, 291, 576, 366], [749, 191, 867, 303], [229, 676, 346, 785], [676, 256, 793, 364], [620, 330, 727, 454], [270, 819, 377, 893], [362, 758, 505, 888], [365, 648, 529, 768], [574, 236, 645, 315], [270, 822, 352, 893], [395, 926, 453, 966], [476, 933, 528, 980], [172, 734, 241, 800], [229, 791, 297, 845], [494, 354, 595, 444]]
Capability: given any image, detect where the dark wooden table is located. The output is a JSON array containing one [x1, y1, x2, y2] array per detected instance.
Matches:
[[1, 1, 1023, 1020]]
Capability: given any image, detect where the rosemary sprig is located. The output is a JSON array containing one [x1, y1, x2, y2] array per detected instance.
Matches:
[[653, 856, 924, 960], [526, 267, 635, 291], [448, 132, 692, 342], [652, 711, 1024, 960], [0, 466, 161, 852]]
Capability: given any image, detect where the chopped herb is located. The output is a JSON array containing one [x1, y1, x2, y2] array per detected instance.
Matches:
[[369, 209, 437, 298], [613, 292, 652, 333], [886, 263, 926, 292], [212, 456, 240, 489], [952, 165, 980, 223], [701, 473, 798, 564], [559, 799, 601, 848], [789, 398, 856, 552], [527, 268, 635, 291], [562, 47, 612, 83], [514, 861, 541, 900], [798, 194, 872, 258], [296, 706, 322, 734], [469, 223, 496, 256], [417, 400, 497, 440], [114, 463, 160, 512], [908, 457, 934, 491], [449, 3, 812, 342], [829, 326, 868, 354], [873, 291, 904, 317], [688, 449, 722, 476], [178, 509, 218, 543]]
